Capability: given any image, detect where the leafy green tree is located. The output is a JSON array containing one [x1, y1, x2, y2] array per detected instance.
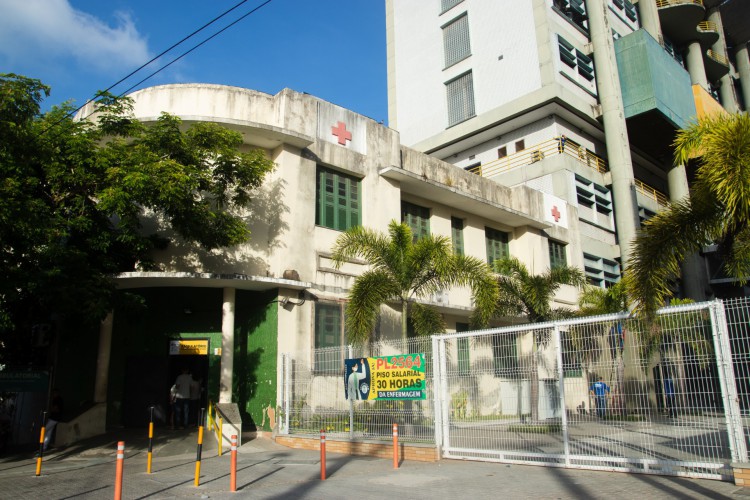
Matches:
[[626, 113, 750, 318], [331, 221, 498, 343], [0, 74, 275, 363], [493, 257, 586, 421]]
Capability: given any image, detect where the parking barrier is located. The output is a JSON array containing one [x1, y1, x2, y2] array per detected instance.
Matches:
[[320, 429, 326, 480], [230, 434, 237, 492], [114, 441, 125, 500], [147, 407, 154, 474], [393, 423, 399, 469], [35, 412, 47, 477], [194, 408, 205, 487]]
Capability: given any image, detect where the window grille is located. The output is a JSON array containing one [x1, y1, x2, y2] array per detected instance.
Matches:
[[446, 71, 475, 126], [584, 253, 620, 288], [443, 14, 471, 68], [441, 0, 463, 13]]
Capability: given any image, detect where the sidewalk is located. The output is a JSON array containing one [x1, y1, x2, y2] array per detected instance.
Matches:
[[0, 428, 746, 499]]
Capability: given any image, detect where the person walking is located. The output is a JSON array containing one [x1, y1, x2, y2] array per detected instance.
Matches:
[[173, 368, 192, 429], [589, 377, 610, 418]]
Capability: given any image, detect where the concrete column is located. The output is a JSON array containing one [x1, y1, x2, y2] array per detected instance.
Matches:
[[709, 8, 738, 113], [588, 0, 641, 266], [736, 43, 750, 112], [220, 287, 236, 404], [686, 41, 709, 90], [637, 0, 662, 43], [667, 164, 689, 203], [94, 312, 114, 403]]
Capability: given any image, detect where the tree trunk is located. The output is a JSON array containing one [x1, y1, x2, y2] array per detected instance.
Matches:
[[401, 300, 408, 343]]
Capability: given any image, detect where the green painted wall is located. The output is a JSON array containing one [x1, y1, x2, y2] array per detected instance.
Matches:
[[54, 312, 100, 419], [233, 290, 278, 432], [107, 287, 278, 431], [615, 29, 695, 128]]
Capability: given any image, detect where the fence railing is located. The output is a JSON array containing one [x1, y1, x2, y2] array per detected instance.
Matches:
[[280, 297, 750, 481]]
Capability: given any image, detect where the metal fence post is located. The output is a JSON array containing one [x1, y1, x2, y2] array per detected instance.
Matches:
[[283, 353, 291, 435], [709, 300, 749, 462], [439, 337, 450, 455], [553, 323, 571, 466], [431, 336, 443, 452], [348, 345, 354, 440]]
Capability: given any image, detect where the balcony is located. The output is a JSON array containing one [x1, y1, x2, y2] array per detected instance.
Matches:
[[704, 49, 730, 82], [615, 30, 696, 159], [465, 137, 607, 179], [656, 0, 707, 46], [635, 179, 669, 209], [692, 84, 728, 119]]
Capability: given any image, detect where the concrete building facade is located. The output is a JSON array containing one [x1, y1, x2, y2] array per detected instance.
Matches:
[[386, 0, 750, 298]]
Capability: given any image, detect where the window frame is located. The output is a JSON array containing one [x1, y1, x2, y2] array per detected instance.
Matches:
[[402, 201, 431, 241], [485, 227, 509, 267], [446, 71, 476, 127], [451, 217, 465, 256], [548, 240, 568, 270], [314, 302, 346, 373], [442, 13, 471, 68]]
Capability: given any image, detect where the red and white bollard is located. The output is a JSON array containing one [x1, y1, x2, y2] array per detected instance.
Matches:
[[320, 429, 326, 480], [230, 434, 237, 492], [114, 441, 125, 500], [393, 423, 399, 469]]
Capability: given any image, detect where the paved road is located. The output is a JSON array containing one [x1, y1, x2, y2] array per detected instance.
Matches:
[[0, 429, 746, 499]]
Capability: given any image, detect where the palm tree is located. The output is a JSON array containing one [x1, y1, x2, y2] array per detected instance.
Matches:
[[493, 257, 586, 421], [331, 220, 498, 344], [626, 113, 750, 318]]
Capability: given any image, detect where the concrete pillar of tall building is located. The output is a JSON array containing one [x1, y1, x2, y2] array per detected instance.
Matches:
[[220, 287, 236, 404], [637, 0, 662, 43], [686, 41, 709, 90], [667, 165, 707, 300], [587, 0, 641, 266], [94, 312, 114, 403], [736, 43, 750, 112], [709, 8, 738, 113]]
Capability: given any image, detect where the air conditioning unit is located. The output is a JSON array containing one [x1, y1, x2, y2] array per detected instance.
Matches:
[[530, 150, 545, 163]]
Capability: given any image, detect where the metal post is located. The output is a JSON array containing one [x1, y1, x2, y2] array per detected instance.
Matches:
[[320, 429, 326, 480], [439, 338, 451, 455], [553, 323, 571, 466], [35, 411, 47, 476], [147, 406, 154, 474], [194, 413, 204, 487], [230, 434, 237, 492], [114, 441, 125, 500], [218, 417, 224, 456], [348, 345, 354, 440], [710, 300, 749, 462], [283, 353, 291, 435], [392, 423, 399, 469], [431, 336, 443, 452]]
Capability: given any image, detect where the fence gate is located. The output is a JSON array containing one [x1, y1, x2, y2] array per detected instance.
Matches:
[[432, 299, 750, 480]]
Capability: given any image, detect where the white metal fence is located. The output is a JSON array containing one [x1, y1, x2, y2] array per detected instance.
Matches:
[[280, 298, 750, 481]]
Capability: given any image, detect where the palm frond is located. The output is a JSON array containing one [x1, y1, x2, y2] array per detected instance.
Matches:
[[345, 269, 400, 344], [410, 302, 446, 336]]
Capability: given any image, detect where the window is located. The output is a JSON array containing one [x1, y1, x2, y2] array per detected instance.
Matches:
[[549, 240, 567, 269], [485, 227, 509, 266], [441, 0, 464, 13], [402, 201, 430, 241], [497, 146, 507, 159], [457, 323, 470, 375], [443, 14, 471, 68], [624, 0, 638, 22], [492, 333, 519, 377], [315, 303, 344, 372], [446, 71, 475, 126], [316, 166, 361, 231], [451, 217, 464, 255], [558, 35, 597, 88], [515, 140, 525, 152], [611, 0, 639, 28], [584, 253, 620, 288], [553, 0, 588, 32], [575, 175, 612, 214]]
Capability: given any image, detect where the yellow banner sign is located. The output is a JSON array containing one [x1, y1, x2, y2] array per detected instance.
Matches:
[[169, 340, 208, 355]]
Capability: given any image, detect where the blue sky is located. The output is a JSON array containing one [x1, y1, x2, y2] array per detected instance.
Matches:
[[0, 0, 388, 123]]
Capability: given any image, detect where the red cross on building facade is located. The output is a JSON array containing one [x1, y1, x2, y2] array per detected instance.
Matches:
[[551, 205, 561, 223], [331, 121, 352, 146]]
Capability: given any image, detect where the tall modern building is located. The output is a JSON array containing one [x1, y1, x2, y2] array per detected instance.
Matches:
[[386, 0, 750, 298]]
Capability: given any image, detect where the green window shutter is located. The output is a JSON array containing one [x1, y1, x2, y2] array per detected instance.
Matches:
[[316, 166, 361, 231], [485, 227, 509, 266], [456, 323, 470, 375], [558, 36, 577, 68], [548, 240, 567, 270], [402, 202, 430, 241], [315, 303, 342, 372], [451, 217, 464, 255]]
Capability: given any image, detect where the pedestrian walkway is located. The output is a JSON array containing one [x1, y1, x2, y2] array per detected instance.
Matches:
[[0, 428, 745, 499]]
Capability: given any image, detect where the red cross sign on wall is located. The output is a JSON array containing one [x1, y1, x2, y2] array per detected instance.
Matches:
[[331, 121, 352, 146], [551, 205, 561, 222]]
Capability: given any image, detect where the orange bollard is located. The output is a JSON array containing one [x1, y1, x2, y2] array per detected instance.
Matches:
[[230, 434, 237, 492], [114, 441, 125, 500], [393, 423, 399, 469], [147, 407, 154, 474], [320, 429, 326, 480], [35, 414, 46, 477]]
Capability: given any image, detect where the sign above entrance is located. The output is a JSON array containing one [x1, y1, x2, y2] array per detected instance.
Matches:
[[169, 340, 209, 356]]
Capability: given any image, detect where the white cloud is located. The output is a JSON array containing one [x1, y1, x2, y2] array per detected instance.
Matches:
[[0, 0, 151, 74]]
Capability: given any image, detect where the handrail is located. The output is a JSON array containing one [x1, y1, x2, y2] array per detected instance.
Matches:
[[206, 400, 224, 456], [466, 137, 608, 179], [706, 49, 729, 66], [697, 21, 717, 33], [655, 0, 703, 8], [634, 179, 669, 207]]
